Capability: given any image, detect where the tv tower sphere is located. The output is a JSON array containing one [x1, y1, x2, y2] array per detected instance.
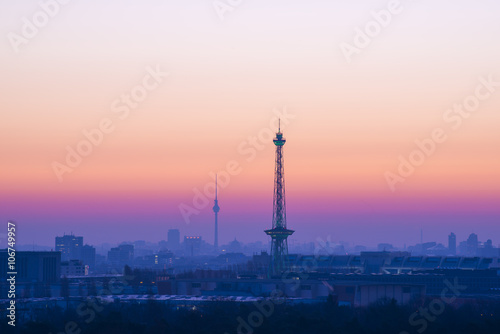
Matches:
[[213, 175, 220, 250]]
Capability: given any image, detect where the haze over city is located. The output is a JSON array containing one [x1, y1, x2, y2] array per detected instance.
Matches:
[[2, 1, 500, 333]]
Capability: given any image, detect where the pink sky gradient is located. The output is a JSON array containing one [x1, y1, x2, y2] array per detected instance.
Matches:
[[1, 1, 499, 247]]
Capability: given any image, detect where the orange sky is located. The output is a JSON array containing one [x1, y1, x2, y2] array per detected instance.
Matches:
[[0, 0, 499, 246]]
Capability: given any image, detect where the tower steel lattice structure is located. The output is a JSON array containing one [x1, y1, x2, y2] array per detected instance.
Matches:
[[213, 175, 220, 251], [265, 121, 294, 276]]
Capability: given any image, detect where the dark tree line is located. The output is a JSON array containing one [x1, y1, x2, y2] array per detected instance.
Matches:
[[3, 297, 500, 334]]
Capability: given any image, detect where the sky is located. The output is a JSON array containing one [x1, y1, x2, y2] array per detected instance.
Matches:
[[1, 0, 499, 249]]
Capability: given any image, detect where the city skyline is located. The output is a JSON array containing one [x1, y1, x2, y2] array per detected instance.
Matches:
[[13, 229, 500, 255], [2, 2, 500, 332]]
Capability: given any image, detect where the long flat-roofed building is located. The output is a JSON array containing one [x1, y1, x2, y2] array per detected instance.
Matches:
[[0, 250, 60, 283]]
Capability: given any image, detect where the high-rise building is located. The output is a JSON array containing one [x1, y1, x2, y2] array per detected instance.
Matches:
[[265, 121, 294, 276], [184, 236, 202, 256], [458, 241, 467, 255], [167, 229, 180, 250], [108, 244, 134, 268], [448, 233, 456, 255], [81, 245, 96, 271], [55, 234, 83, 262], [480, 239, 498, 257], [467, 233, 478, 256], [213, 175, 220, 251]]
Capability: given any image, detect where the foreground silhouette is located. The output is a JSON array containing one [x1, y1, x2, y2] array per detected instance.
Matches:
[[4, 297, 500, 334]]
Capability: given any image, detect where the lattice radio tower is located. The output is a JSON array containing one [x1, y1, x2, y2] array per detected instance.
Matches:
[[265, 120, 294, 276]]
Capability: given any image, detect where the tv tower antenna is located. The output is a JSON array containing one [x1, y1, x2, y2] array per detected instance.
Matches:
[[213, 174, 220, 251], [265, 120, 294, 276]]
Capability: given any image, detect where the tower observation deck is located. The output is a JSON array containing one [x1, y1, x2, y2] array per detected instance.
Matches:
[[265, 121, 294, 276], [213, 175, 220, 251]]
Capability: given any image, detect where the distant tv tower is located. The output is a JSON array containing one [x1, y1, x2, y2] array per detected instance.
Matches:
[[213, 174, 220, 251], [265, 120, 294, 276]]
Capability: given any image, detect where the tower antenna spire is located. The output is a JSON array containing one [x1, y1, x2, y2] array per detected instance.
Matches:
[[213, 174, 220, 251], [265, 123, 294, 277]]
